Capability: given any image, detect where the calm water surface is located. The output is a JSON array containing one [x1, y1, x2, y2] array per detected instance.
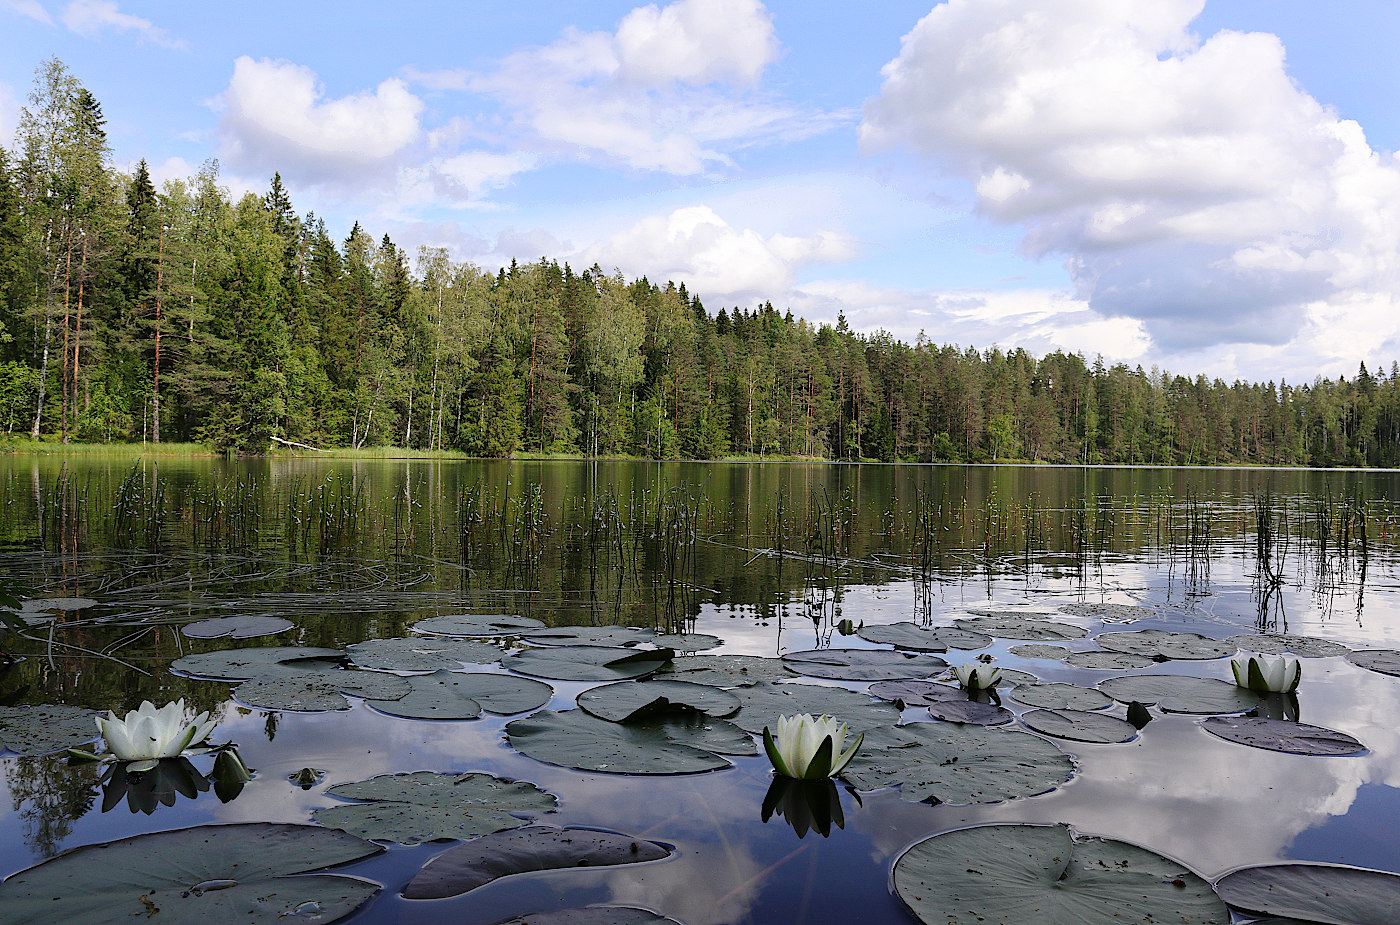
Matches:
[[2, 458, 1400, 924]]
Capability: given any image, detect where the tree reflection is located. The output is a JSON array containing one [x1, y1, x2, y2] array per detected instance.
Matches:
[[6, 757, 98, 859]]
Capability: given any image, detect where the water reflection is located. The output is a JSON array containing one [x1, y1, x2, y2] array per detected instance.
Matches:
[[99, 749, 251, 815], [5, 757, 97, 859], [760, 778, 846, 839]]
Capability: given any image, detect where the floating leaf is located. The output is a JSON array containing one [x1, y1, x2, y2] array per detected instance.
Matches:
[[857, 623, 947, 652], [17, 597, 98, 613], [488, 907, 682, 925], [577, 680, 739, 722], [233, 668, 411, 712], [1009, 644, 1070, 659], [502, 646, 672, 681], [782, 648, 947, 681], [403, 825, 670, 900], [0, 704, 99, 755], [1214, 862, 1400, 925], [659, 655, 796, 687], [1346, 649, 1400, 677], [346, 637, 502, 672], [313, 772, 556, 845], [170, 646, 345, 680], [1065, 650, 1155, 670], [506, 709, 754, 774], [1096, 630, 1235, 661], [0, 823, 381, 924], [1021, 709, 1137, 744], [1098, 675, 1262, 714], [523, 625, 654, 646], [954, 616, 1088, 641], [181, 616, 294, 639], [651, 633, 721, 652], [1008, 683, 1113, 711], [364, 671, 553, 720], [869, 680, 1013, 725], [413, 614, 547, 636], [893, 823, 1228, 925], [729, 681, 900, 735], [1200, 716, 1366, 756], [1057, 602, 1156, 622], [1224, 633, 1349, 658]]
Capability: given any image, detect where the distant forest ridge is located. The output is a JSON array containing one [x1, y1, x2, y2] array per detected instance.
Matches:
[[0, 59, 1395, 465]]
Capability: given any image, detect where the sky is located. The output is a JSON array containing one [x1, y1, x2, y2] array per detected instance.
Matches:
[[2, 0, 1399, 384]]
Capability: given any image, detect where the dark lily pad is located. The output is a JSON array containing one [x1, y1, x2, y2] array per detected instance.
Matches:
[[577, 680, 740, 722], [1008, 683, 1113, 711], [346, 637, 502, 672], [1065, 650, 1155, 670], [1021, 709, 1138, 744], [1225, 633, 1349, 658], [182, 616, 294, 639], [1200, 716, 1366, 756], [0, 704, 100, 755], [1346, 649, 1400, 677], [506, 709, 754, 774], [17, 597, 98, 613], [313, 772, 556, 845], [522, 625, 654, 646], [1009, 644, 1070, 659], [403, 825, 670, 900], [488, 907, 682, 925], [651, 633, 721, 652], [413, 614, 547, 636], [893, 823, 1228, 925], [729, 681, 901, 735], [1213, 862, 1400, 925], [782, 648, 947, 681], [364, 671, 553, 720], [869, 680, 1013, 725], [170, 646, 345, 680], [233, 668, 412, 712], [954, 616, 1088, 641], [502, 646, 672, 682], [856, 623, 948, 652], [0, 823, 381, 924], [1058, 602, 1156, 622], [658, 655, 796, 687], [1096, 630, 1234, 661], [842, 722, 1072, 804], [1098, 675, 1263, 714]]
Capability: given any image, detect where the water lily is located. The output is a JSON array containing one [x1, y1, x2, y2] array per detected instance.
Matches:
[[95, 700, 218, 772], [954, 664, 1003, 690], [762, 713, 863, 780], [1230, 654, 1302, 693]]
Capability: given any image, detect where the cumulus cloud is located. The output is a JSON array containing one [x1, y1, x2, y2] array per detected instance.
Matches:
[[862, 0, 1400, 377], [61, 0, 182, 47], [3, 0, 51, 24]]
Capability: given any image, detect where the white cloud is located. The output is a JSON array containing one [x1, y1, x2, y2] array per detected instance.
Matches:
[[862, 0, 1400, 379], [613, 0, 777, 86], [3, 0, 51, 24], [61, 0, 182, 47], [0, 81, 18, 149]]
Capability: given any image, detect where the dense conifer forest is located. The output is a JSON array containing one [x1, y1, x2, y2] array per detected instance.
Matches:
[[2, 59, 1398, 466]]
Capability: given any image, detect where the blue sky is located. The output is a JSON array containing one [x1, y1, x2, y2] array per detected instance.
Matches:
[[3, 0, 1398, 383]]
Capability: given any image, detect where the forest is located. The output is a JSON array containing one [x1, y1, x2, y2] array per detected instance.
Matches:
[[2, 59, 1399, 467]]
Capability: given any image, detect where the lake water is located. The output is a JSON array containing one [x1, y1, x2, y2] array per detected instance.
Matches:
[[1, 458, 1399, 924]]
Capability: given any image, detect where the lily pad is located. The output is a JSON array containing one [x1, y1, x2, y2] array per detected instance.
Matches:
[[0, 823, 381, 924], [1098, 675, 1263, 714], [313, 772, 557, 845], [1065, 650, 1155, 670], [651, 633, 721, 652], [1021, 709, 1138, 744], [0, 704, 100, 755], [170, 646, 345, 680], [1200, 716, 1366, 756], [413, 614, 547, 636], [869, 680, 1013, 725], [233, 668, 412, 712], [1058, 602, 1156, 622], [1008, 683, 1113, 711], [1010, 644, 1070, 659], [506, 709, 755, 774], [502, 646, 672, 682], [1346, 649, 1400, 677], [781, 648, 947, 681], [1214, 862, 1400, 925], [523, 625, 654, 646], [1225, 633, 1350, 658], [1096, 630, 1235, 661], [841, 722, 1073, 804], [17, 597, 98, 613], [577, 680, 740, 722], [729, 681, 901, 735], [489, 908, 682, 925], [856, 623, 948, 652], [364, 671, 553, 720], [954, 616, 1088, 641], [182, 616, 294, 639], [658, 655, 796, 687], [346, 637, 502, 672], [403, 825, 670, 900], [892, 823, 1228, 925]]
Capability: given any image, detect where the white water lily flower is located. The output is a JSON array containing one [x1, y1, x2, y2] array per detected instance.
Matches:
[[96, 700, 218, 772], [763, 713, 864, 780], [953, 664, 1002, 690], [1230, 654, 1302, 693]]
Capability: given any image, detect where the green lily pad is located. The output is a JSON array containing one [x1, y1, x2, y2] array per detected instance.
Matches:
[[1010, 644, 1070, 659], [502, 646, 672, 681], [893, 823, 1228, 925], [577, 680, 740, 722], [729, 681, 901, 735], [1224, 633, 1349, 658], [1098, 675, 1263, 714], [954, 616, 1088, 641], [782, 648, 947, 680], [523, 625, 654, 646], [1008, 683, 1113, 711], [170, 646, 344, 680], [1200, 717, 1366, 756], [364, 671, 553, 720], [182, 616, 294, 639], [1346, 649, 1400, 677], [869, 680, 1014, 725], [488, 908, 682, 925], [233, 668, 412, 712], [856, 623, 948, 652], [403, 826, 670, 900], [1021, 709, 1138, 744], [506, 709, 755, 774], [17, 597, 98, 613], [413, 614, 547, 636], [346, 637, 502, 671], [658, 655, 796, 687], [1213, 862, 1400, 925], [0, 823, 381, 924], [1058, 602, 1156, 622], [651, 633, 722, 652], [841, 722, 1073, 804], [1096, 630, 1235, 661], [0, 704, 100, 755], [1064, 650, 1155, 670], [313, 772, 556, 845]]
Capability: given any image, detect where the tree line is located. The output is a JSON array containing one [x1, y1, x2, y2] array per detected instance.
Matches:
[[2, 58, 1398, 466]]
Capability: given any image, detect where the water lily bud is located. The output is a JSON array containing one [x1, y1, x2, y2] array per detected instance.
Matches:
[[953, 664, 1003, 690], [762, 713, 864, 780], [1230, 654, 1301, 693]]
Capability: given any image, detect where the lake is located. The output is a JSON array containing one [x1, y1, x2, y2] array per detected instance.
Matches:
[[0, 457, 1397, 924]]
